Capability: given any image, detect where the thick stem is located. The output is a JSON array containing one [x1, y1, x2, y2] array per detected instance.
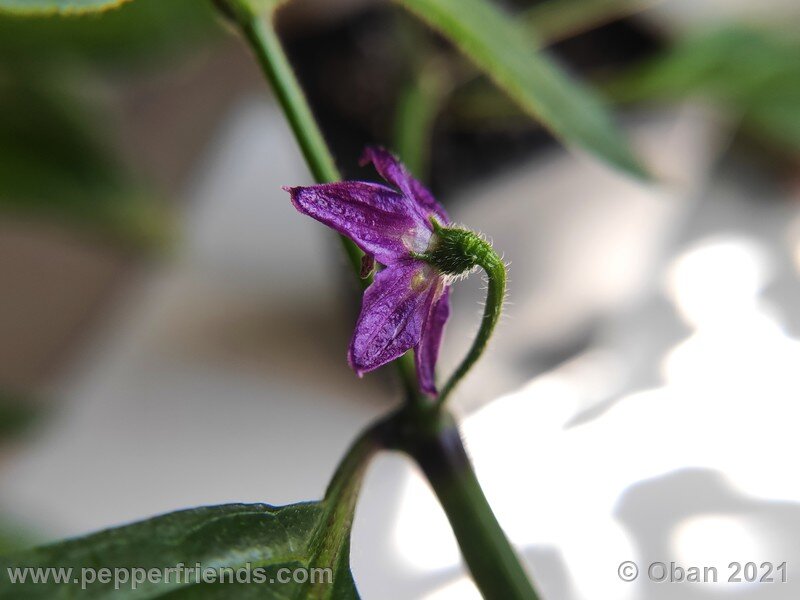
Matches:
[[301, 425, 383, 597], [390, 409, 539, 599], [436, 250, 506, 407], [324, 425, 381, 504]]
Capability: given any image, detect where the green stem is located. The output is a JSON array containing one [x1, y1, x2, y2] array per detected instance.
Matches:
[[324, 424, 382, 504], [221, 1, 419, 400], [233, 8, 364, 276], [436, 249, 506, 408], [302, 425, 383, 597], [221, 7, 530, 597], [239, 14, 336, 183], [389, 408, 539, 599]]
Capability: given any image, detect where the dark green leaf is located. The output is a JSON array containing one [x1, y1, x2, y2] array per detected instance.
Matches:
[[0, 0, 131, 16], [0, 503, 359, 599], [394, 0, 648, 178]]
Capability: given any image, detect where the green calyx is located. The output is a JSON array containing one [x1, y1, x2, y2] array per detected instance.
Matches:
[[418, 219, 500, 277]]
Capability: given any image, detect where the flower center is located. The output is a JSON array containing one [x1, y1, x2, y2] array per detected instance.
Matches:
[[402, 227, 432, 254]]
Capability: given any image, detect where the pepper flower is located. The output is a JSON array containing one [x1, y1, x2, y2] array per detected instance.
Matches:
[[285, 147, 451, 396]]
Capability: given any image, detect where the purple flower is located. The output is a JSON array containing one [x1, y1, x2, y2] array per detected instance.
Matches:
[[285, 147, 450, 396]]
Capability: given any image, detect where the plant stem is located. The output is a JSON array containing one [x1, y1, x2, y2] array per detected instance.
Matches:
[[234, 9, 364, 276], [240, 15, 337, 183], [223, 7, 533, 597], [223, 2, 420, 400], [324, 425, 381, 504], [389, 408, 539, 599], [321, 427, 380, 540], [302, 425, 382, 597], [436, 248, 506, 408]]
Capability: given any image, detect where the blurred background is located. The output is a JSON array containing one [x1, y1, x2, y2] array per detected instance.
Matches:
[[1, 0, 800, 598]]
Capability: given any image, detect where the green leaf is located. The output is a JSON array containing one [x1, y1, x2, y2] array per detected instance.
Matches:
[[607, 26, 800, 101], [609, 25, 800, 154], [393, 0, 648, 178], [0, 0, 132, 16], [0, 503, 359, 599]]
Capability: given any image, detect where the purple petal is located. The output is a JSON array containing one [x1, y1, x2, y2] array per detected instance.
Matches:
[[348, 260, 440, 376], [360, 146, 449, 224], [415, 283, 450, 396], [286, 182, 431, 265]]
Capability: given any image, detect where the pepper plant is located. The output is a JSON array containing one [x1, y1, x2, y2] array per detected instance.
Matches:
[[0, 0, 649, 598]]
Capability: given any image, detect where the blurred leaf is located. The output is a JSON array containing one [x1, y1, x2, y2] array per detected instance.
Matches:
[[392, 16, 452, 179], [0, 391, 37, 441], [0, 521, 34, 556], [523, 0, 659, 45], [0, 533, 23, 556], [394, 0, 648, 178], [610, 26, 800, 153], [0, 78, 171, 247], [748, 97, 800, 154], [394, 65, 448, 179], [0, 503, 358, 598], [0, 0, 219, 68], [0, 391, 39, 556], [0, 0, 131, 16], [449, 81, 528, 129]]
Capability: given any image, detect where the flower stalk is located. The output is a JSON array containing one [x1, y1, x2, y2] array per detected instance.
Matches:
[[438, 246, 505, 406], [416, 221, 507, 409]]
